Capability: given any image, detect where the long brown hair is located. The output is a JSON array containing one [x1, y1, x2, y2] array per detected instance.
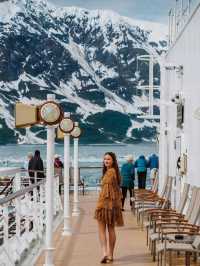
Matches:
[[103, 152, 121, 185]]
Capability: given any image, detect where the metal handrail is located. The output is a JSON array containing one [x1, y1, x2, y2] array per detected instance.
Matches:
[[0, 180, 45, 205], [0, 175, 61, 264], [0, 176, 14, 196]]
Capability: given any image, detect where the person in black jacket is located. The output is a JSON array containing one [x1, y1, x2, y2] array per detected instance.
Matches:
[[28, 150, 45, 183]]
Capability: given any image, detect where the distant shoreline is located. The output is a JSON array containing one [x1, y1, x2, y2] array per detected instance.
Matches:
[[0, 141, 156, 147]]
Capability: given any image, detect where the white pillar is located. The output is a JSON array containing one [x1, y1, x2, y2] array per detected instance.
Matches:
[[72, 137, 80, 216], [159, 55, 168, 192], [44, 95, 55, 266], [63, 125, 72, 235]]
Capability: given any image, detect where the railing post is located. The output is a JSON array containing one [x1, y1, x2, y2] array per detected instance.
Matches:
[[34, 171, 37, 184], [33, 187, 39, 237], [3, 204, 11, 264], [39, 183, 45, 238], [44, 94, 55, 266], [72, 136, 80, 216], [15, 197, 21, 239], [63, 127, 72, 235], [14, 171, 21, 192], [24, 192, 31, 244]]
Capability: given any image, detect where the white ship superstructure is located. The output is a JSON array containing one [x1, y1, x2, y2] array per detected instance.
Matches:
[[159, 0, 200, 194]]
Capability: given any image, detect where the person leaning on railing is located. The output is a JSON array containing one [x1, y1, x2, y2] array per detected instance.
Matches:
[[147, 153, 159, 187], [135, 155, 148, 189], [120, 154, 135, 211], [28, 150, 45, 183]]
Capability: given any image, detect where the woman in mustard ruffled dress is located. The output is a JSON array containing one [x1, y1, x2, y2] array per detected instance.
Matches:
[[94, 152, 124, 264]]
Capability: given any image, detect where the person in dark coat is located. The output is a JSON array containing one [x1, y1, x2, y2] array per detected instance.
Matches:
[[120, 155, 135, 210], [28, 150, 45, 183], [135, 155, 148, 189]]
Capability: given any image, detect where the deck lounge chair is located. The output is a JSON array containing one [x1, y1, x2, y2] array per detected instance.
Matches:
[[146, 183, 192, 260], [138, 176, 173, 228], [133, 176, 171, 224], [157, 233, 200, 266], [147, 183, 191, 238], [132, 177, 159, 214], [152, 188, 200, 262]]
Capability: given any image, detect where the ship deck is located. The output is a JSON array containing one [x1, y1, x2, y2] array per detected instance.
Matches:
[[35, 192, 200, 266]]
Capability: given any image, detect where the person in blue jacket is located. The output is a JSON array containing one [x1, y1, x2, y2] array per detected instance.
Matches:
[[121, 155, 135, 210], [148, 153, 159, 186], [135, 155, 148, 189]]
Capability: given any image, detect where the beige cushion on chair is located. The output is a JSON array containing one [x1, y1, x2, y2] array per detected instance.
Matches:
[[157, 242, 194, 253]]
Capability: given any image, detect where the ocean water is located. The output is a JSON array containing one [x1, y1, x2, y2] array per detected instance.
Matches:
[[0, 143, 158, 187]]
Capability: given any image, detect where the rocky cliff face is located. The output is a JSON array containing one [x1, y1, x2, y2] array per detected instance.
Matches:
[[0, 0, 167, 144]]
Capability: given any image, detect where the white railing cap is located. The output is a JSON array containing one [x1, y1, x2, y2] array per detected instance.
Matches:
[[0, 167, 21, 176]]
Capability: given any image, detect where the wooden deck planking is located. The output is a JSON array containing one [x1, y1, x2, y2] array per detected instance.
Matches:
[[35, 193, 200, 266]]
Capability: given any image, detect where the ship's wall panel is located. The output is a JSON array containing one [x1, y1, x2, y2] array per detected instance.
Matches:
[[165, 5, 200, 186]]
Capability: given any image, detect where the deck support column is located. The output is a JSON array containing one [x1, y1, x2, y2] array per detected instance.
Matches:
[[44, 95, 55, 266], [63, 130, 72, 235], [72, 137, 80, 216]]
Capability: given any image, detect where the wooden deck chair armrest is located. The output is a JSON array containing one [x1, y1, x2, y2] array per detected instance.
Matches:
[[137, 192, 158, 197], [157, 220, 188, 227], [135, 193, 156, 199], [145, 208, 162, 213], [149, 208, 174, 212], [134, 198, 149, 202], [148, 209, 175, 215], [135, 199, 157, 204], [151, 213, 183, 220], [136, 197, 158, 203], [153, 212, 183, 218], [135, 191, 156, 195], [159, 225, 199, 232], [134, 189, 148, 192], [141, 198, 160, 204], [151, 213, 181, 218], [143, 194, 159, 199], [154, 217, 185, 225], [138, 200, 157, 204], [135, 191, 154, 195]]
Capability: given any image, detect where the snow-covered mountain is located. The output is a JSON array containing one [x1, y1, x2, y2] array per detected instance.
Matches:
[[0, 0, 167, 144]]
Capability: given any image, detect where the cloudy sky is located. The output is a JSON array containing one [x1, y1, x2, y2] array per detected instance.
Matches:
[[50, 0, 175, 24]]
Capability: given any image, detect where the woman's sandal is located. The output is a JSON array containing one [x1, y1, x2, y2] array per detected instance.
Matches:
[[106, 256, 113, 263], [100, 256, 108, 264]]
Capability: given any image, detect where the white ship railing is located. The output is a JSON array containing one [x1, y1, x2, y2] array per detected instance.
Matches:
[[0, 168, 62, 266], [168, 0, 199, 45]]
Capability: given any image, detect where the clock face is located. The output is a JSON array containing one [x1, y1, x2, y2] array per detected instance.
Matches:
[[71, 126, 81, 138], [40, 102, 61, 124], [60, 118, 74, 133]]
